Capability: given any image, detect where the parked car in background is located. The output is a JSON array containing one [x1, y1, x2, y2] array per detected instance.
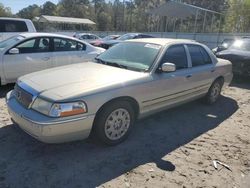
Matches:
[[103, 35, 120, 40], [98, 33, 154, 49], [6, 38, 232, 145], [0, 33, 105, 86], [216, 38, 250, 77], [212, 39, 235, 54], [89, 35, 120, 47], [73, 33, 101, 43], [0, 17, 36, 42]]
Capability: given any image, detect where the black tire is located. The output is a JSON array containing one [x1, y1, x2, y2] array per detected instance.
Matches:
[[204, 79, 224, 104], [93, 100, 135, 146]]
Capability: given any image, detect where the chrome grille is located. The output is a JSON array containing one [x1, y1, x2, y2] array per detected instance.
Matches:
[[14, 84, 34, 108]]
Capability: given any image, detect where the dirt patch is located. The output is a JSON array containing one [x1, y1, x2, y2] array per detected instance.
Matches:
[[0, 81, 249, 188]]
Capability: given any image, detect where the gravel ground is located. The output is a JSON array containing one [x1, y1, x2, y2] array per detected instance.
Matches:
[[0, 80, 249, 188]]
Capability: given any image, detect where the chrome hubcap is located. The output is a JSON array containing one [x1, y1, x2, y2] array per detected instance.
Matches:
[[210, 83, 221, 102], [104, 108, 131, 140]]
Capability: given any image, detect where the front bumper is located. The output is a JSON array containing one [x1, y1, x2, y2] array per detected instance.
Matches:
[[6, 91, 95, 143]]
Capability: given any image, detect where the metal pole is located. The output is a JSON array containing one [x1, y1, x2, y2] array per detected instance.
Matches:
[[173, 18, 176, 32], [157, 16, 160, 32], [202, 11, 207, 33], [194, 9, 198, 33], [165, 17, 168, 32], [180, 18, 183, 32], [211, 13, 214, 32], [217, 14, 222, 46], [123, 0, 125, 31]]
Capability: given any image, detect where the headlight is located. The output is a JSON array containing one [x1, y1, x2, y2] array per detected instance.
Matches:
[[32, 97, 53, 116], [49, 101, 87, 117], [32, 98, 87, 117]]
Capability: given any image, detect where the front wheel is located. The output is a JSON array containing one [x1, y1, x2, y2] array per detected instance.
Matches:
[[204, 79, 223, 104], [93, 101, 135, 145]]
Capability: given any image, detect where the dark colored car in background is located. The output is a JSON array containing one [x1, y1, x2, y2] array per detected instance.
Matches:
[[89, 35, 120, 47], [216, 38, 250, 77], [212, 38, 235, 54], [97, 33, 154, 49]]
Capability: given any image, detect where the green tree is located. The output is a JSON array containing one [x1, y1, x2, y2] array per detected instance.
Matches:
[[41, 1, 57, 15], [57, 0, 91, 18], [0, 3, 12, 17], [224, 0, 250, 32], [17, 4, 41, 19]]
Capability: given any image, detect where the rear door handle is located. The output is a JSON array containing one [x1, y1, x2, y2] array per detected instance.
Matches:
[[211, 69, 215, 72], [186, 74, 192, 78]]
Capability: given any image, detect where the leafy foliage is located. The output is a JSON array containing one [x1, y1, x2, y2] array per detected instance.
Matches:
[[1, 0, 249, 33], [0, 3, 12, 17], [223, 0, 250, 32]]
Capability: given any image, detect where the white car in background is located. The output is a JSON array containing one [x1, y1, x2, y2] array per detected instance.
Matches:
[[73, 33, 101, 43], [0, 17, 36, 42], [0, 33, 105, 86]]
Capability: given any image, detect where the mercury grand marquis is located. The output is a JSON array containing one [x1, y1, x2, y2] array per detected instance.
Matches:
[[6, 38, 233, 145]]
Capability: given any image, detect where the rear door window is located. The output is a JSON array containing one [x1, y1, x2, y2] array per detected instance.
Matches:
[[53, 38, 86, 51], [0, 20, 28, 32], [187, 45, 212, 67], [89, 35, 98, 39], [80, 35, 89, 40]]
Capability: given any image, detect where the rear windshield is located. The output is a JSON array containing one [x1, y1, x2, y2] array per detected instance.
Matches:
[[0, 20, 28, 32]]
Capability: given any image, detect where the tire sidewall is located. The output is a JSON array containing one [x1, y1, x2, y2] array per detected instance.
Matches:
[[206, 80, 223, 104], [94, 101, 135, 145]]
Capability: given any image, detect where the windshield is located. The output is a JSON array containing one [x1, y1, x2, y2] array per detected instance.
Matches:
[[0, 35, 24, 51], [229, 39, 250, 51], [96, 42, 161, 72], [117, 34, 137, 41]]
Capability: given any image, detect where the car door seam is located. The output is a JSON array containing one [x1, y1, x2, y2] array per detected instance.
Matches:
[[142, 83, 210, 104]]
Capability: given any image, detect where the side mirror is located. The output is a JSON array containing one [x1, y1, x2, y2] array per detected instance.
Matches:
[[9, 48, 19, 54], [161, 62, 176, 72]]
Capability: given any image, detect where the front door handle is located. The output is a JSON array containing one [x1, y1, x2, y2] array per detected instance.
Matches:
[[42, 57, 50, 61], [186, 74, 192, 78], [211, 69, 215, 72]]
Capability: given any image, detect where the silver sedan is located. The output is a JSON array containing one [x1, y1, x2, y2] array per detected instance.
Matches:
[[6, 38, 233, 145], [0, 33, 105, 86]]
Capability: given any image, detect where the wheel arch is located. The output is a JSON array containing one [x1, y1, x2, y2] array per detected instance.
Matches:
[[90, 96, 140, 134], [213, 76, 224, 86], [96, 96, 140, 119]]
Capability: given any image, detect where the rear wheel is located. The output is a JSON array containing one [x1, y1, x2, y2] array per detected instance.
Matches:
[[204, 79, 224, 104], [93, 101, 135, 145]]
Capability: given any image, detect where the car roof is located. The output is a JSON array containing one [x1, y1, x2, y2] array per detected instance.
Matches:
[[127, 38, 198, 46], [77, 33, 97, 35], [19, 32, 78, 40], [122, 33, 141, 35]]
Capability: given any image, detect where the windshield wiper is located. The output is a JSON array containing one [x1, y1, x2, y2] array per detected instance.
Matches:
[[106, 62, 128, 69], [95, 57, 148, 72], [95, 57, 128, 70]]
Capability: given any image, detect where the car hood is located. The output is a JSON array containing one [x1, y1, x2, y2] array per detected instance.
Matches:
[[19, 62, 147, 101], [216, 49, 250, 60]]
